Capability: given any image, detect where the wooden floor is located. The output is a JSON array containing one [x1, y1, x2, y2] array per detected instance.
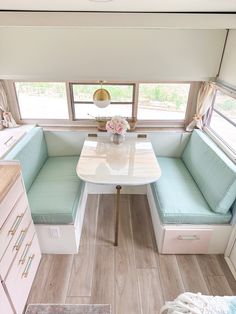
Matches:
[[28, 194, 236, 314]]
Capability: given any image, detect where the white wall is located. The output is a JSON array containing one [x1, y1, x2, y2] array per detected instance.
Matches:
[[45, 131, 88, 157], [0, 27, 226, 81], [149, 132, 190, 157], [219, 30, 236, 88], [44, 130, 190, 157]]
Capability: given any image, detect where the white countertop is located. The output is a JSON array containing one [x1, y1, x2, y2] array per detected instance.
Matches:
[[0, 125, 35, 158], [76, 137, 161, 186]]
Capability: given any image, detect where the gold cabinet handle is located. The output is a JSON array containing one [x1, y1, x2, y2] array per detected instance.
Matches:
[[13, 229, 26, 251], [19, 242, 32, 265], [22, 254, 35, 278], [8, 214, 24, 235]]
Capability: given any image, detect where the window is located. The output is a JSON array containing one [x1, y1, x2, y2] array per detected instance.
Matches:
[[71, 83, 134, 119], [207, 89, 236, 153], [138, 83, 190, 120], [15, 82, 69, 119], [13, 81, 193, 126]]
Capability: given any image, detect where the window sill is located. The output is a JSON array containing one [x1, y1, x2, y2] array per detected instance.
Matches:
[[18, 118, 186, 131], [20, 120, 185, 133]]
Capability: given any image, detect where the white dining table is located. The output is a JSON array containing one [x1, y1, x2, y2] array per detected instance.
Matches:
[[76, 136, 161, 246]]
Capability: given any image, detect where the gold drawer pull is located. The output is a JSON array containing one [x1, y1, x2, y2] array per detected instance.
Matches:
[[19, 242, 32, 265], [22, 254, 35, 278], [177, 235, 200, 241], [13, 229, 26, 251], [8, 214, 24, 235]]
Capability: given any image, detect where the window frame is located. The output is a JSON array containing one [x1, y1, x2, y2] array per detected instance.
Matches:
[[212, 107, 236, 128], [69, 82, 136, 121], [204, 84, 236, 160], [136, 82, 192, 128], [14, 81, 70, 121], [8, 80, 195, 128]]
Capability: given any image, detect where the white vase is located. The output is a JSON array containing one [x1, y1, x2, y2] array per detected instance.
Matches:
[[112, 133, 124, 145]]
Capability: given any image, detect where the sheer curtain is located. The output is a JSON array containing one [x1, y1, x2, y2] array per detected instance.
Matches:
[[0, 81, 18, 128], [186, 82, 215, 132]]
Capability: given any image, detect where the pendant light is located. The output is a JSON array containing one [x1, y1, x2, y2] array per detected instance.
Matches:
[[93, 81, 111, 108]]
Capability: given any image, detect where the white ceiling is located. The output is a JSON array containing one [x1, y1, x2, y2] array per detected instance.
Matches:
[[0, 0, 236, 12]]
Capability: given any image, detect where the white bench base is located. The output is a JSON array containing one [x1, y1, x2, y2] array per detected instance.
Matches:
[[34, 183, 232, 255], [35, 184, 88, 254], [147, 184, 232, 254], [33, 183, 146, 254]]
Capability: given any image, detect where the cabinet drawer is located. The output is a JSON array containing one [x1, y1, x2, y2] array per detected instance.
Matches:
[[162, 228, 212, 254], [0, 209, 32, 281], [0, 281, 13, 314], [5, 233, 41, 314], [0, 193, 28, 260], [0, 176, 24, 229]]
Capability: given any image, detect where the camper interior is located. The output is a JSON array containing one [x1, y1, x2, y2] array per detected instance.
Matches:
[[0, 1, 236, 313]]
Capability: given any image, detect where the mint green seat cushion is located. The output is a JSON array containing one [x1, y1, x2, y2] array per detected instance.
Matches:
[[4, 127, 48, 192], [151, 157, 232, 224], [182, 130, 236, 214], [28, 156, 82, 224]]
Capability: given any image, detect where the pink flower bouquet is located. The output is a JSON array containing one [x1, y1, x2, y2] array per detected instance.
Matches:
[[106, 116, 130, 135]]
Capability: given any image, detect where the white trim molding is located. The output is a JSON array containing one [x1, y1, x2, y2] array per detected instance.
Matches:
[[224, 226, 236, 280]]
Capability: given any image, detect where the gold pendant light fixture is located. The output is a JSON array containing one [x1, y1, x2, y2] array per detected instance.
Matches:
[[93, 80, 111, 108]]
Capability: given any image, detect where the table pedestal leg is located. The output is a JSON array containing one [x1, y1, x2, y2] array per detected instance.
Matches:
[[114, 185, 122, 246]]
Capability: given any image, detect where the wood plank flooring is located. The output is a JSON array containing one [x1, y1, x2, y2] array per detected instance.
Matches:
[[28, 194, 235, 314]]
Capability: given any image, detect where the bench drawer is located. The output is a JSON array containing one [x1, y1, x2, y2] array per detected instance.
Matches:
[[0, 193, 28, 260], [0, 176, 24, 229], [5, 232, 41, 314], [162, 228, 212, 254]]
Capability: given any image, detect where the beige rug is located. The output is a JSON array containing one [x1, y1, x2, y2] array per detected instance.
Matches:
[[25, 304, 111, 314]]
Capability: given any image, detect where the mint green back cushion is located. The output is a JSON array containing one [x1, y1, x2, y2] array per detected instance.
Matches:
[[182, 130, 236, 214], [151, 157, 232, 224], [4, 127, 48, 191], [27, 156, 82, 224]]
